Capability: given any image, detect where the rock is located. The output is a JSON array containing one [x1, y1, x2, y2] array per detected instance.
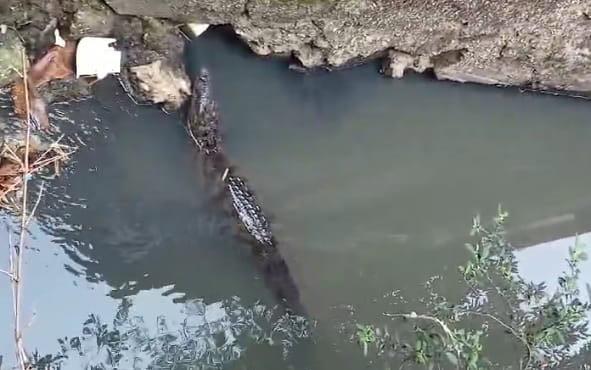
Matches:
[[128, 60, 190, 111], [66, 3, 117, 38], [38, 78, 93, 104], [104, 0, 246, 23], [382, 50, 416, 78], [293, 43, 325, 68], [0, 29, 25, 87], [111, 17, 189, 108], [113, 17, 185, 67], [105, 0, 591, 93], [7, 0, 63, 58]]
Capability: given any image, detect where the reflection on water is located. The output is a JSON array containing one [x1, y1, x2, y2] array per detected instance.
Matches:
[[517, 232, 591, 305], [1, 27, 591, 369], [33, 297, 311, 369], [35, 81, 266, 303]]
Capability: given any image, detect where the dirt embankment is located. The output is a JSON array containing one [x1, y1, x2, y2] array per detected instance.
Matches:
[[2, 0, 591, 105], [104, 0, 591, 95]]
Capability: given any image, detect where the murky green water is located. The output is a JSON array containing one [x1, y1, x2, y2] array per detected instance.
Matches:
[[1, 28, 591, 369]]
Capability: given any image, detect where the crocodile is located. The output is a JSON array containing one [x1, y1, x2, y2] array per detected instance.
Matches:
[[186, 69, 223, 157], [186, 68, 303, 312], [226, 174, 275, 250]]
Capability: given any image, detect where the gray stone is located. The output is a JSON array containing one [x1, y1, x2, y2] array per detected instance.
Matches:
[[127, 60, 191, 111], [104, 0, 247, 23], [382, 50, 416, 78], [67, 3, 117, 38], [38, 78, 93, 104], [0, 29, 25, 87]]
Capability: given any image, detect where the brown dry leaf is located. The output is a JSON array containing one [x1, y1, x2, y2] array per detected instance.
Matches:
[[29, 41, 77, 87], [0, 162, 21, 177], [11, 79, 26, 119], [11, 40, 77, 130], [11, 78, 50, 130], [0, 177, 20, 192]]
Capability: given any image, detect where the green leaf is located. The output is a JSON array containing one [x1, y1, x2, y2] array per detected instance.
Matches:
[[464, 263, 472, 276], [445, 351, 459, 366], [415, 339, 423, 351], [555, 330, 566, 345], [468, 351, 479, 369], [480, 245, 490, 260]]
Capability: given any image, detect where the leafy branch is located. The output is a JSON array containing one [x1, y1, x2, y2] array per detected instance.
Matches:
[[356, 207, 591, 369]]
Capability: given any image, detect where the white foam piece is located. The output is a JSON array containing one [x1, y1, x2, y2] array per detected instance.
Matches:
[[185, 23, 210, 38], [54, 29, 66, 47], [76, 37, 121, 79]]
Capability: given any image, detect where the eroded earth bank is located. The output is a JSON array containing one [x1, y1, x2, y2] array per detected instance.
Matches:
[[1, 0, 591, 112]]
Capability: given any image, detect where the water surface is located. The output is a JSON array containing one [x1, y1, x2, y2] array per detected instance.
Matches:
[[1, 28, 591, 369]]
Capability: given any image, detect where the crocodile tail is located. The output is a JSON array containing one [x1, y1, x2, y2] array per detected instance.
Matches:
[[258, 250, 305, 314]]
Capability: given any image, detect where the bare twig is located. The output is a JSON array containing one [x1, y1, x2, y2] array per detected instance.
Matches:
[[3, 49, 75, 370], [384, 312, 457, 343], [25, 181, 44, 227], [457, 310, 533, 370], [0, 140, 73, 209], [11, 48, 32, 370], [384, 309, 534, 370], [0, 268, 14, 280], [384, 312, 461, 370]]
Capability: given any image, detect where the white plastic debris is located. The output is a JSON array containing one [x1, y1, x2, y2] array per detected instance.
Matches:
[[0, 24, 7, 34], [54, 29, 66, 47], [185, 23, 210, 38], [76, 37, 121, 80]]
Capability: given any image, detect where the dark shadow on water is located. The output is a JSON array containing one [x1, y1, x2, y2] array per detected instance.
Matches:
[[36, 78, 277, 306], [186, 26, 388, 133]]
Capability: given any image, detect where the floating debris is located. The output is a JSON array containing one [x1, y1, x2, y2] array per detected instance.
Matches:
[[11, 39, 77, 130], [185, 23, 210, 38], [11, 78, 49, 130], [76, 37, 121, 80], [0, 137, 75, 211], [30, 42, 77, 87], [53, 29, 66, 47]]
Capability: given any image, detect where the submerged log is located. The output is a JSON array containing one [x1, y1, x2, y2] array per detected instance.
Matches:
[[186, 68, 303, 313]]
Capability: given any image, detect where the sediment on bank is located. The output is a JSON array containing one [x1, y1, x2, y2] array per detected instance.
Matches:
[[3, 0, 591, 107]]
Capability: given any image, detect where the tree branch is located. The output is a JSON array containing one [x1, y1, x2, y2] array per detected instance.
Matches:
[[0, 268, 14, 280], [458, 310, 533, 370], [383, 312, 461, 369]]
